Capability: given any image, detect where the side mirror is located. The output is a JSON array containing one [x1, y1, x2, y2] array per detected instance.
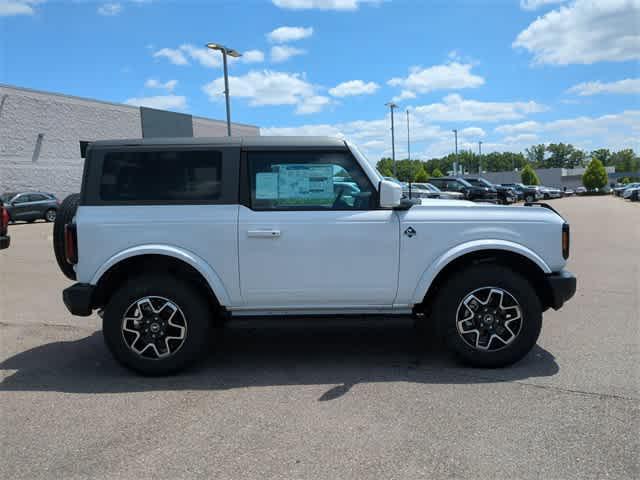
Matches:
[[379, 180, 402, 208]]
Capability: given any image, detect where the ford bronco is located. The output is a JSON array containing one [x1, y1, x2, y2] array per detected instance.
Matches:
[[56, 137, 576, 375]]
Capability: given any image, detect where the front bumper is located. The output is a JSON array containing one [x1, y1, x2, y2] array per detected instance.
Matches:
[[63, 283, 95, 316], [0, 235, 9, 249], [545, 270, 577, 310]]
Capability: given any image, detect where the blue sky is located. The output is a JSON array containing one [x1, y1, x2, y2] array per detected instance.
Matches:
[[2, 0, 639, 162]]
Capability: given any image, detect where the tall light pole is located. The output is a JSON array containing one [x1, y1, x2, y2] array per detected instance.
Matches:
[[206, 43, 242, 136], [406, 109, 411, 161], [385, 102, 398, 177], [478, 140, 483, 173], [452, 129, 458, 176]]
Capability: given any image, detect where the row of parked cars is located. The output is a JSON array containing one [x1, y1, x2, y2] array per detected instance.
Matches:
[[390, 176, 570, 205], [613, 182, 640, 201]]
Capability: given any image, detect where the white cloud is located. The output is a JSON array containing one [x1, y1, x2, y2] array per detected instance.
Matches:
[[271, 45, 306, 63], [513, 0, 640, 65], [124, 95, 187, 111], [329, 80, 379, 97], [296, 95, 331, 114], [413, 94, 547, 122], [97, 2, 122, 16], [242, 49, 265, 63], [179, 44, 221, 68], [153, 47, 189, 66], [144, 78, 178, 92], [494, 120, 541, 134], [391, 90, 417, 103], [272, 0, 379, 10], [267, 26, 313, 43], [153, 44, 263, 67], [0, 0, 43, 16], [503, 133, 539, 144], [567, 78, 640, 96], [519, 0, 567, 10], [202, 70, 330, 115], [460, 127, 486, 138], [388, 62, 484, 98]]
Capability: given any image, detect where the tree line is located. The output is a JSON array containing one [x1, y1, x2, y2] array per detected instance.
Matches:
[[376, 144, 639, 183]]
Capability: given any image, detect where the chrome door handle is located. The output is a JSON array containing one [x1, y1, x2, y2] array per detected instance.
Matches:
[[247, 229, 281, 238]]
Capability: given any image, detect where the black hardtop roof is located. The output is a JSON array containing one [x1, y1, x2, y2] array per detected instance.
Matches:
[[88, 136, 348, 149]]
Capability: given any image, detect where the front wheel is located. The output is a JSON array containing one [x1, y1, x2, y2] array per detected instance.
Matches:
[[44, 208, 57, 222], [524, 194, 534, 203], [433, 264, 542, 368], [103, 274, 213, 375]]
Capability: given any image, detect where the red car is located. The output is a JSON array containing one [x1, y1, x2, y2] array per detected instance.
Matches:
[[1, 201, 10, 249]]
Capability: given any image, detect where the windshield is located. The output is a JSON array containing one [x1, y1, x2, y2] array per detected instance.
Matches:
[[1, 192, 17, 202], [457, 178, 473, 188], [425, 183, 440, 192], [467, 178, 492, 187]]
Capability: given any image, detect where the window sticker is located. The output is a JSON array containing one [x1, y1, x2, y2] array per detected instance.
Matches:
[[256, 172, 278, 199], [275, 164, 334, 201]]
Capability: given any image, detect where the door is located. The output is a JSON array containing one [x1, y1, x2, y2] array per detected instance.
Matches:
[[238, 149, 399, 308], [9, 194, 32, 220]]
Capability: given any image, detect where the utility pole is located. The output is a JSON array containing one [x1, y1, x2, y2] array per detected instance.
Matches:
[[478, 140, 483, 173], [385, 102, 398, 177], [406, 109, 411, 161], [452, 129, 458, 176]]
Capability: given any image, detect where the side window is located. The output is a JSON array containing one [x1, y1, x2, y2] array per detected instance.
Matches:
[[99, 149, 223, 202], [29, 194, 46, 202], [13, 195, 27, 204], [247, 150, 375, 210]]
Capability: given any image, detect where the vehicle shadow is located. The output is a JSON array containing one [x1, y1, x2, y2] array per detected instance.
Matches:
[[0, 318, 559, 400]]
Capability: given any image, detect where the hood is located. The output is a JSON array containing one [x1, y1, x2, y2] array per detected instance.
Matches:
[[411, 199, 565, 223]]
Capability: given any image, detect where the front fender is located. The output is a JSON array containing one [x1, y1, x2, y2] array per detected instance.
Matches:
[[90, 244, 232, 306], [411, 239, 551, 304]]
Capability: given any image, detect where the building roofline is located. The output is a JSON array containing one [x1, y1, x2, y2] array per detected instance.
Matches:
[[0, 83, 259, 129]]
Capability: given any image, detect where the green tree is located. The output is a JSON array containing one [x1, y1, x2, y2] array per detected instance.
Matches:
[[414, 165, 429, 183], [521, 164, 540, 185], [525, 144, 546, 166], [567, 149, 586, 168], [546, 143, 575, 168], [582, 158, 608, 190], [610, 149, 639, 173], [376, 158, 394, 177], [591, 149, 612, 166], [431, 167, 444, 177]]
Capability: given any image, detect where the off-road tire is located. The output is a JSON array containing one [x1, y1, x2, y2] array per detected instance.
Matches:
[[103, 274, 213, 376], [53, 193, 80, 280], [433, 264, 542, 368]]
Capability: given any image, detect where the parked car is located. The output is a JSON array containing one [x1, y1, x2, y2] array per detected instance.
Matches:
[[464, 177, 516, 205], [575, 186, 587, 195], [539, 186, 563, 200], [57, 136, 576, 375], [622, 186, 640, 200], [403, 183, 440, 199], [0, 200, 10, 249], [0, 191, 59, 223], [413, 182, 465, 200], [563, 188, 575, 197], [628, 187, 640, 202], [499, 183, 541, 203], [614, 182, 640, 197], [429, 177, 498, 202]]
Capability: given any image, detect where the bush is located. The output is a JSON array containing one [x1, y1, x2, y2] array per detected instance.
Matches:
[[431, 168, 444, 177], [521, 164, 540, 185], [583, 158, 608, 191], [414, 166, 429, 183]]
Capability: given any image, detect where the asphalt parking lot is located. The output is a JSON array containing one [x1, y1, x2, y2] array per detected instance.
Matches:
[[1, 195, 638, 480]]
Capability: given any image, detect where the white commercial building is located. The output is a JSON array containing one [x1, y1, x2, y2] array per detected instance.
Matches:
[[0, 84, 259, 199]]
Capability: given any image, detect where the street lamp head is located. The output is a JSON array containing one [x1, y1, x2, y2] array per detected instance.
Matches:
[[385, 102, 398, 109], [206, 43, 242, 57]]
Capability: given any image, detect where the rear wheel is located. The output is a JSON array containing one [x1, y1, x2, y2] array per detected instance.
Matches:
[[44, 208, 57, 222], [433, 264, 542, 368], [103, 274, 213, 375], [525, 194, 534, 203]]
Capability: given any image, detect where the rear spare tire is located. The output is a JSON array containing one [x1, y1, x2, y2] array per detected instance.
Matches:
[[53, 193, 80, 280]]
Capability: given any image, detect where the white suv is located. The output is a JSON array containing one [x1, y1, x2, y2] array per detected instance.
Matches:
[[57, 137, 576, 375]]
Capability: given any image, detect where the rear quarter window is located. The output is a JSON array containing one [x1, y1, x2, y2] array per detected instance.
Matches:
[[83, 147, 239, 205]]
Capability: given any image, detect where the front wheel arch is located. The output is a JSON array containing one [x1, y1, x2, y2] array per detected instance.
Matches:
[[417, 249, 554, 315]]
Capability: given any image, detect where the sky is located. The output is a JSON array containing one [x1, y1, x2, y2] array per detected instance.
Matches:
[[1, 0, 639, 164]]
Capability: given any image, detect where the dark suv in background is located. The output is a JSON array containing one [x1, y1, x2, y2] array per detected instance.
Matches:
[[429, 177, 498, 202], [463, 177, 516, 204], [1, 192, 59, 223], [500, 183, 541, 203]]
